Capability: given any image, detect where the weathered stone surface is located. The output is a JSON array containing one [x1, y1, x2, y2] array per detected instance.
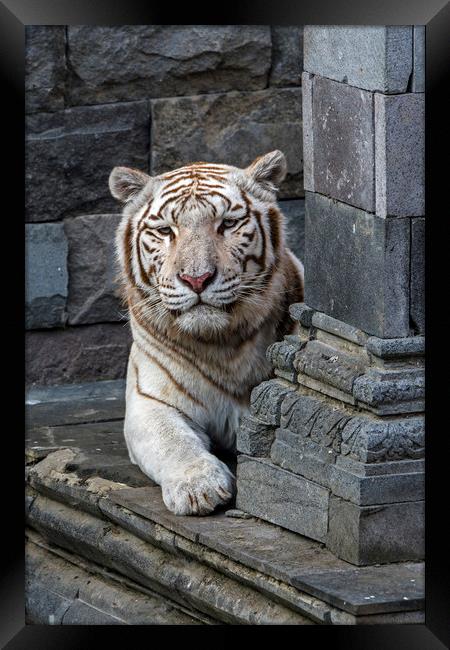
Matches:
[[269, 27, 303, 87], [412, 26, 425, 93], [25, 101, 150, 222], [249, 379, 295, 425], [26, 421, 126, 457], [334, 455, 424, 477], [25, 26, 66, 114], [294, 340, 366, 395], [272, 429, 424, 506], [25, 223, 68, 329], [302, 72, 314, 191], [366, 335, 425, 359], [26, 539, 206, 624], [278, 199, 305, 261], [64, 214, 123, 324], [280, 391, 348, 452], [328, 464, 424, 506], [27, 494, 310, 625], [236, 413, 275, 457], [410, 218, 425, 334], [312, 76, 374, 212], [311, 313, 368, 346], [353, 368, 424, 415], [305, 192, 411, 338], [327, 496, 424, 565], [64, 449, 152, 488], [304, 26, 412, 93], [289, 302, 314, 327], [106, 486, 347, 588], [375, 93, 425, 217], [267, 338, 303, 376], [290, 562, 424, 615], [271, 433, 336, 486], [26, 378, 126, 405], [67, 26, 271, 106], [150, 89, 303, 199], [236, 456, 329, 542], [25, 323, 132, 386], [279, 388, 425, 464], [26, 395, 125, 428], [24, 417, 424, 621]]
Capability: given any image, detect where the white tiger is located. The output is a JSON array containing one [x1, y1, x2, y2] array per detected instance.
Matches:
[[109, 150, 304, 515]]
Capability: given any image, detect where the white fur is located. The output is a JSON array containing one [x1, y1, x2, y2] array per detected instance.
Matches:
[[111, 152, 304, 516]]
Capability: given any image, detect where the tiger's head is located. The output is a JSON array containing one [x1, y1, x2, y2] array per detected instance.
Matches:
[[109, 151, 291, 341]]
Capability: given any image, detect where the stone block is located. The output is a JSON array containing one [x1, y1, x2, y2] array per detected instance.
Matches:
[[410, 218, 425, 334], [290, 563, 424, 615], [269, 27, 303, 87], [25, 101, 150, 222], [353, 368, 424, 415], [67, 26, 271, 105], [305, 192, 411, 338], [312, 76, 374, 212], [366, 335, 425, 359], [375, 93, 425, 217], [271, 432, 336, 486], [236, 414, 275, 457], [249, 379, 295, 425], [327, 495, 424, 565], [302, 72, 314, 191], [25, 223, 68, 329], [25, 323, 132, 386], [150, 89, 303, 199], [335, 455, 424, 477], [412, 26, 425, 93], [280, 390, 347, 452], [278, 199, 305, 261], [279, 387, 424, 464], [266, 338, 303, 377], [236, 456, 329, 542], [25, 26, 66, 114], [288, 302, 314, 327], [294, 340, 366, 395], [64, 214, 123, 325], [328, 464, 424, 506], [26, 377, 125, 405], [272, 432, 425, 506], [311, 312, 368, 346], [304, 26, 412, 93]]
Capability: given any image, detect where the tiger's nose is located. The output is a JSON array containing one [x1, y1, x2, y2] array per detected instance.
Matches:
[[178, 270, 216, 293]]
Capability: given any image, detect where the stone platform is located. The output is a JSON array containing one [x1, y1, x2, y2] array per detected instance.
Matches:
[[25, 380, 424, 625]]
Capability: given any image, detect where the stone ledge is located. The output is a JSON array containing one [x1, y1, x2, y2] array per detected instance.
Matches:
[[25, 384, 425, 623], [26, 536, 205, 625]]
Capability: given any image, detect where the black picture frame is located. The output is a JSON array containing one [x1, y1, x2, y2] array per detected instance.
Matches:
[[4, 0, 449, 646]]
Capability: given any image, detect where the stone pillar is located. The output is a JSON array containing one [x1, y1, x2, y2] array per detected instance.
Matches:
[[235, 26, 425, 566]]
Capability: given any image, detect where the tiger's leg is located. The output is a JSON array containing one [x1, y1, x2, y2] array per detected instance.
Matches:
[[124, 366, 234, 515]]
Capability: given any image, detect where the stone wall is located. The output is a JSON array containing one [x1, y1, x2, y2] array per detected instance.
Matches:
[[25, 26, 305, 386]]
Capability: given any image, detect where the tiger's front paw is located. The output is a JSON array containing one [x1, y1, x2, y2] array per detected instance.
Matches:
[[162, 456, 235, 516]]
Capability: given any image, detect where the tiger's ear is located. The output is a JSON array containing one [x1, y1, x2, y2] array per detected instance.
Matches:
[[109, 166, 152, 203], [244, 150, 287, 192]]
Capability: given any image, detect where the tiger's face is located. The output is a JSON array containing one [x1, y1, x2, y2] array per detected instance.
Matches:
[[110, 151, 288, 339]]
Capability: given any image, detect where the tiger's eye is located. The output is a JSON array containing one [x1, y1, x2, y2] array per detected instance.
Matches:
[[221, 219, 235, 229], [157, 226, 172, 236]]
